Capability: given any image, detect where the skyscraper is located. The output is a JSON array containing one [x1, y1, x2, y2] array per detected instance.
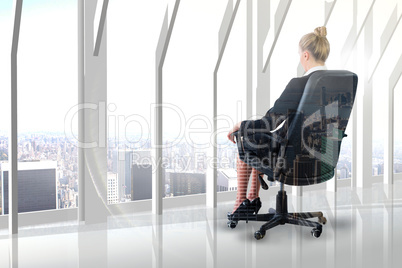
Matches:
[[217, 169, 237, 191], [131, 164, 152, 201], [112, 149, 135, 199], [168, 171, 206, 197], [1, 161, 57, 214], [107, 172, 119, 204]]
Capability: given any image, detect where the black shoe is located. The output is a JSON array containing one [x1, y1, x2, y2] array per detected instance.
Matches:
[[227, 198, 262, 221], [227, 199, 251, 220], [250, 197, 262, 214]]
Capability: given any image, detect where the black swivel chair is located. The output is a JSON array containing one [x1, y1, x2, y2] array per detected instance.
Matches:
[[228, 70, 358, 240]]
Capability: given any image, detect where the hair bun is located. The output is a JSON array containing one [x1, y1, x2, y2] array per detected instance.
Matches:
[[314, 26, 327, 37]]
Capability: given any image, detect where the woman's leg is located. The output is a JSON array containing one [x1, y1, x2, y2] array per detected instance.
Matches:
[[232, 155, 253, 213], [247, 168, 261, 201]]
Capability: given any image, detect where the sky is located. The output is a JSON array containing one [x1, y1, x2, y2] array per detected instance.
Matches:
[[1, 0, 402, 145], [0, 0, 77, 134]]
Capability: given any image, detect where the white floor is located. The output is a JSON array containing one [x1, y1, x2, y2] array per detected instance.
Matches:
[[1, 181, 402, 268]]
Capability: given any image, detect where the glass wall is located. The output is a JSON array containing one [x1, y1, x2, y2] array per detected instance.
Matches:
[[107, 1, 166, 203], [369, 0, 402, 177], [371, 0, 392, 176], [107, 0, 237, 201], [160, 0, 229, 198], [1, 0, 402, 224], [217, 0, 247, 191], [0, 0, 13, 216], [0, 0, 78, 215]]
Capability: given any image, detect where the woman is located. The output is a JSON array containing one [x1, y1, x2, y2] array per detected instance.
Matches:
[[227, 26, 330, 217]]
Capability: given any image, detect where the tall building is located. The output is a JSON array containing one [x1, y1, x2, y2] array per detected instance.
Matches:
[[168, 171, 206, 197], [131, 150, 153, 201], [112, 149, 153, 200], [217, 169, 237, 191], [107, 172, 119, 204], [377, 163, 384, 175], [131, 164, 152, 201], [112, 149, 134, 199], [1, 161, 57, 215]]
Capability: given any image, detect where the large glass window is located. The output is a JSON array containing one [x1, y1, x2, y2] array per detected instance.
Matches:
[[163, 0, 229, 198], [369, 0, 402, 177], [2, 0, 401, 222], [217, 0, 247, 192], [370, 2, 394, 176], [0, 0, 78, 215], [0, 0, 13, 216], [107, 1, 167, 203], [107, 1, 236, 201]]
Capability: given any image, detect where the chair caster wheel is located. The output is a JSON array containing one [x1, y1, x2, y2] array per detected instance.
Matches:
[[268, 208, 276, 214], [311, 228, 322, 238], [254, 230, 266, 240], [227, 220, 238, 229], [318, 216, 327, 225]]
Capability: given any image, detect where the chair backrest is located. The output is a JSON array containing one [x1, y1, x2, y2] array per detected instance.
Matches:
[[279, 70, 358, 186]]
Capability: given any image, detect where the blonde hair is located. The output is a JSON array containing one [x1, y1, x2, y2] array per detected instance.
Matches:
[[299, 26, 330, 63]]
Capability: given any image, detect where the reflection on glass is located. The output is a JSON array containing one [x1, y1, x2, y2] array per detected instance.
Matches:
[[9, 234, 18, 268]]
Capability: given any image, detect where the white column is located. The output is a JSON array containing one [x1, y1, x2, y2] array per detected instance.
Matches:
[[210, 0, 241, 208], [384, 79, 394, 185], [246, 0, 253, 120], [383, 186, 394, 268], [206, 209, 217, 268], [326, 172, 337, 192], [356, 8, 373, 189], [9, 235, 18, 268], [261, 0, 292, 73], [384, 54, 402, 185], [324, 0, 338, 193], [152, 215, 163, 268], [77, 0, 85, 223], [9, 0, 24, 235], [326, 193, 337, 268], [256, 0, 270, 117], [78, 0, 110, 224], [351, 0, 358, 189], [153, 0, 180, 215]]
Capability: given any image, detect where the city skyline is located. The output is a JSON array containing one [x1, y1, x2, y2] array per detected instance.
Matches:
[[1, 127, 402, 214]]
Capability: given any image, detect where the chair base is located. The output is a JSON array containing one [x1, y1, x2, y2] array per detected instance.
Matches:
[[227, 189, 327, 240]]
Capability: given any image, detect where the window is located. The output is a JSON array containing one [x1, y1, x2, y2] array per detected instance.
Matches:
[[0, 0, 78, 214], [107, 1, 166, 203]]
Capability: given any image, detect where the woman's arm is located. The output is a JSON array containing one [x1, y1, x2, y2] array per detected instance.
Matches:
[[227, 121, 242, 143]]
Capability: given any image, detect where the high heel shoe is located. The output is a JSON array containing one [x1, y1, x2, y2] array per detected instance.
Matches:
[[227, 199, 252, 220], [227, 197, 262, 220], [250, 197, 262, 214]]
